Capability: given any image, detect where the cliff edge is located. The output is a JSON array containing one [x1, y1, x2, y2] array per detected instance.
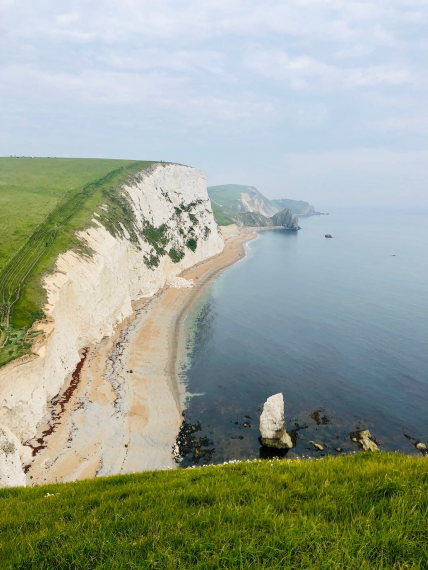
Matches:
[[0, 162, 224, 487]]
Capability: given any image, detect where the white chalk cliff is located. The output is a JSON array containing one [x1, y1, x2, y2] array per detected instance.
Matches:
[[0, 163, 224, 487]]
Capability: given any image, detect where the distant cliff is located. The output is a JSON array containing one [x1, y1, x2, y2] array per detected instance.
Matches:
[[237, 209, 299, 230], [208, 184, 319, 227], [271, 198, 320, 217], [208, 184, 301, 229]]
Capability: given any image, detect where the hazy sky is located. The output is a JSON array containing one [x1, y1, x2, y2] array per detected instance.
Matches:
[[1, 0, 427, 208]]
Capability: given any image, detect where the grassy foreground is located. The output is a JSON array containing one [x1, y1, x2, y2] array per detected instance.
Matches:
[[0, 453, 427, 569]]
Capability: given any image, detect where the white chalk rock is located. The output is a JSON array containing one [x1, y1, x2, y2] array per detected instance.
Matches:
[[0, 425, 26, 487], [259, 393, 294, 449], [351, 429, 379, 452]]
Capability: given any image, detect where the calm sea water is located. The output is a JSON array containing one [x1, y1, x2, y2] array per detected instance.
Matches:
[[180, 209, 428, 465]]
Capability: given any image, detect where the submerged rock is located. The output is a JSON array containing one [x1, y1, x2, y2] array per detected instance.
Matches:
[[415, 441, 427, 455], [259, 393, 294, 449], [404, 433, 427, 455], [350, 429, 379, 452], [0, 425, 26, 487], [310, 408, 330, 425], [325, 234, 333, 238], [308, 441, 326, 451]]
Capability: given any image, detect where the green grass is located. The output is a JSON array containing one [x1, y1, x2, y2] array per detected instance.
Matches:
[[0, 453, 427, 569], [208, 185, 252, 212], [0, 157, 151, 365], [210, 202, 235, 226]]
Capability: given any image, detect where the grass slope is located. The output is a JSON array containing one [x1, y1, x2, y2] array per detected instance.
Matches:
[[208, 184, 274, 219], [0, 157, 150, 366], [210, 202, 234, 226], [0, 453, 427, 569], [208, 184, 251, 211]]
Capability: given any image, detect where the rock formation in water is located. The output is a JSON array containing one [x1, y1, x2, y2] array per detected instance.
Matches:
[[230, 208, 299, 230], [259, 393, 294, 449], [350, 429, 380, 452], [308, 441, 326, 451], [0, 163, 224, 487], [415, 441, 427, 454]]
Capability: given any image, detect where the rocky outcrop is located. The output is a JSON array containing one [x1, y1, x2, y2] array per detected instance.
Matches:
[[240, 190, 278, 217], [0, 425, 26, 487], [0, 163, 224, 486], [308, 441, 326, 451], [350, 429, 379, 452], [270, 208, 299, 230], [208, 185, 278, 218], [234, 208, 299, 230], [259, 393, 294, 449]]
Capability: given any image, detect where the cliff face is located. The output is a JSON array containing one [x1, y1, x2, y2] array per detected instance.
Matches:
[[240, 190, 278, 217], [0, 163, 224, 487], [270, 209, 300, 229], [233, 208, 299, 230], [208, 185, 278, 218]]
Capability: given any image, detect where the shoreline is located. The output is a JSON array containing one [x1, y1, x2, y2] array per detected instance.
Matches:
[[171, 226, 258, 404], [25, 225, 256, 485]]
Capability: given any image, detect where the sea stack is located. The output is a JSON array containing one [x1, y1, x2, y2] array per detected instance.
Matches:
[[259, 393, 294, 449]]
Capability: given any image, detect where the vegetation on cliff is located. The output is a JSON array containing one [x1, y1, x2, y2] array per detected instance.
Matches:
[[0, 453, 426, 569], [0, 158, 150, 366]]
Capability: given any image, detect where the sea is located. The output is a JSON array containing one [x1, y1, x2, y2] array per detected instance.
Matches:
[[179, 208, 428, 466]]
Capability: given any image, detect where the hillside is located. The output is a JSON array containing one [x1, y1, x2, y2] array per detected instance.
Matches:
[[0, 453, 427, 569], [208, 184, 278, 218], [0, 157, 151, 366], [271, 198, 318, 216], [208, 184, 319, 226]]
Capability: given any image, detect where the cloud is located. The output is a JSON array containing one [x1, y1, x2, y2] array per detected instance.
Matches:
[[374, 116, 428, 134], [244, 48, 415, 91], [0, 0, 427, 206]]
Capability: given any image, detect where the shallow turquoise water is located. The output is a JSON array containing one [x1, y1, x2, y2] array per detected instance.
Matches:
[[181, 209, 428, 465]]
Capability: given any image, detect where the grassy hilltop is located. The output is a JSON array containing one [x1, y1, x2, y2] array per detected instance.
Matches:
[[0, 157, 150, 366], [0, 453, 427, 569]]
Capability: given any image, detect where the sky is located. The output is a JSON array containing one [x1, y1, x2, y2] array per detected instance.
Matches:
[[1, 0, 427, 208]]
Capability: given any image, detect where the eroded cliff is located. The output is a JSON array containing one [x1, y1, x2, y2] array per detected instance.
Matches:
[[0, 163, 224, 487]]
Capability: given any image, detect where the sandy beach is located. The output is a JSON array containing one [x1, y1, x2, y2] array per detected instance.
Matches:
[[25, 225, 256, 485]]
